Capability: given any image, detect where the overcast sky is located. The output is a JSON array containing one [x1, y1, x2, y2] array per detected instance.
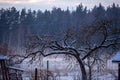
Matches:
[[0, 0, 119, 11]]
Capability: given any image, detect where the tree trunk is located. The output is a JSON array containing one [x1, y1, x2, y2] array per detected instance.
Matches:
[[88, 57, 92, 80], [88, 66, 92, 80], [76, 56, 87, 80]]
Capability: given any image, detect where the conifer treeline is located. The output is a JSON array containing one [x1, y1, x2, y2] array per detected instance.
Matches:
[[0, 3, 120, 44]]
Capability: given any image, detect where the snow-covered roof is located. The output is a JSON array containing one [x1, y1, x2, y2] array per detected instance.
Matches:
[[8, 66, 24, 71], [0, 55, 8, 60], [112, 52, 120, 63]]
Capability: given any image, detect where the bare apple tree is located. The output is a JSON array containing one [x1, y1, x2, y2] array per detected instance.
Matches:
[[12, 20, 120, 80]]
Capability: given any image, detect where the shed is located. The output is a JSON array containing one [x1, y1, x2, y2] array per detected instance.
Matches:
[[112, 52, 120, 80], [0, 55, 9, 80], [0, 55, 24, 80]]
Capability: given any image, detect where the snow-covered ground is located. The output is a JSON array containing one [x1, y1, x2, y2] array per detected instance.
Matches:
[[56, 76, 73, 80], [19, 55, 118, 80]]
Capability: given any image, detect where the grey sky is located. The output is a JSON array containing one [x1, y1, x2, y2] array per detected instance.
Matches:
[[0, 0, 119, 11]]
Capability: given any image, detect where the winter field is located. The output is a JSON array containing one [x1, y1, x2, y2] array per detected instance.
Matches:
[[20, 55, 118, 80]]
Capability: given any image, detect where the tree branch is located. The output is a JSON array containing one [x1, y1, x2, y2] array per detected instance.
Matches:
[[82, 42, 120, 60]]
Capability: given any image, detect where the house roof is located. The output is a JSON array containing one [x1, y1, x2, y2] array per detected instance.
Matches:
[[112, 52, 120, 63], [0, 55, 8, 60]]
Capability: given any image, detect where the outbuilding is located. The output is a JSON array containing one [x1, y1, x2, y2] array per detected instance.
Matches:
[[112, 52, 120, 80], [0, 55, 24, 80]]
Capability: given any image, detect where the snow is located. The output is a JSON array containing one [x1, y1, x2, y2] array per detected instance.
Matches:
[[20, 55, 117, 80], [56, 76, 73, 80], [112, 52, 120, 63], [8, 66, 24, 71], [0, 55, 8, 60]]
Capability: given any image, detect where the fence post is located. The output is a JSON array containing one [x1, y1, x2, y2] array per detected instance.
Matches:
[[35, 68, 38, 80], [47, 60, 49, 80]]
